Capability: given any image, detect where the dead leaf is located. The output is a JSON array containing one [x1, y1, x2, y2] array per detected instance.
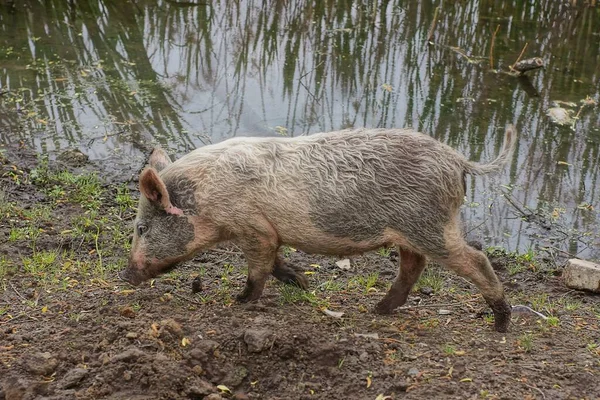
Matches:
[[217, 384, 231, 394], [181, 337, 191, 347], [366, 375, 372, 388]]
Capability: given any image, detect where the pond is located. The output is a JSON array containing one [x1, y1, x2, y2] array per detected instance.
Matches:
[[0, 0, 599, 259]]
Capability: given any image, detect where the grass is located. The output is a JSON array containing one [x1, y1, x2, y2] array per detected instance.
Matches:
[[518, 333, 534, 353], [349, 272, 380, 294], [278, 284, 329, 308], [414, 266, 445, 293]]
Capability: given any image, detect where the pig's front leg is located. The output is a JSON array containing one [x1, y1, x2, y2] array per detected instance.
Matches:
[[271, 255, 309, 289], [236, 236, 278, 303]]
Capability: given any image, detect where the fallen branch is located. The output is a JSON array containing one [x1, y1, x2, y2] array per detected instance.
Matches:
[[511, 57, 544, 75]]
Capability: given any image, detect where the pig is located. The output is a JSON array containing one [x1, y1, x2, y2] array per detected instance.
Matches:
[[120, 126, 517, 332]]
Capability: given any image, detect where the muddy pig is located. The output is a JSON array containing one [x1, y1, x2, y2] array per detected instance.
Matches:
[[120, 126, 516, 332]]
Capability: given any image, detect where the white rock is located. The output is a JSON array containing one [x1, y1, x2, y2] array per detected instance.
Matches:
[[564, 259, 600, 293], [335, 259, 351, 270]]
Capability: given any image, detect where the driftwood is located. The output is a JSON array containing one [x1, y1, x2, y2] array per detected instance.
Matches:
[[511, 57, 544, 75]]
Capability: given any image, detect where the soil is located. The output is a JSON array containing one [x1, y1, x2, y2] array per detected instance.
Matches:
[[1, 142, 599, 400]]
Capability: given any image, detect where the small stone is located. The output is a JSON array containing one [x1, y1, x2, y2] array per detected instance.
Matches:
[[60, 368, 89, 389], [233, 393, 250, 400], [335, 259, 351, 270], [359, 352, 369, 362], [564, 259, 600, 293], [243, 329, 274, 353], [123, 370, 132, 381], [23, 352, 58, 376], [419, 286, 433, 296], [191, 277, 203, 293], [438, 309, 452, 315], [407, 367, 420, 377], [126, 332, 138, 339]]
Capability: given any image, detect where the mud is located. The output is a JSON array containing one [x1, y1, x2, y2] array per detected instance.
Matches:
[[1, 143, 599, 400]]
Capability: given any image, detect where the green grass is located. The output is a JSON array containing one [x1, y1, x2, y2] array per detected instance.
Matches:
[[518, 333, 534, 353], [414, 267, 445, 293], [278, 284, 328, 308], [349, 272, 380, 294], [442, 344, 457, 355]]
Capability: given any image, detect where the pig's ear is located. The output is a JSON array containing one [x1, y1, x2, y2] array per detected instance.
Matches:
[[148, 147, 172, 173], [139, 168, 183, 216]]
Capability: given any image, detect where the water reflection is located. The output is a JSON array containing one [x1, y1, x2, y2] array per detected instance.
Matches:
[[0, 0, 598, 258]]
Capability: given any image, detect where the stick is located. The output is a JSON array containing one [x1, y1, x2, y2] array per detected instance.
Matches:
[[489, 25, 500, 69], [426, 6, 441, 43], [510, 43, 529, 71]]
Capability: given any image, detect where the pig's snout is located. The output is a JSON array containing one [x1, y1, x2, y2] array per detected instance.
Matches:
[[118, 267, 144, 286]]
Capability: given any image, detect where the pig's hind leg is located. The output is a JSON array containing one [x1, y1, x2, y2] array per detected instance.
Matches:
[[271, 255, 309, 289], [434, 229, 511, 332], [374, 249, 426, 314]]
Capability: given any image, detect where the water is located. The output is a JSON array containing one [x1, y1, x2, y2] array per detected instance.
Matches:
[[1, 0, 599, 259]]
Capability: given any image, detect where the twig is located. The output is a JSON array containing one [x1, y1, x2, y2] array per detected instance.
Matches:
[[525, 384, 546, 400], [9, 281, 27, 302], [510, 43, 529, 71], [426, 6, 441, 43], [489, 24, 500, 69], [399, 301, 468, 309]]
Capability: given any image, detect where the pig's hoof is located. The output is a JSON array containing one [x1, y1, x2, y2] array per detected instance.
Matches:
[[285, 273, 309, 290], [374, 300, 394, 315], [491, 300, 511, 332], [272, 263, 309, 290]]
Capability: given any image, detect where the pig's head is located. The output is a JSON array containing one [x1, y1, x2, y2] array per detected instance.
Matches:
[[120, 148, 202, 286]]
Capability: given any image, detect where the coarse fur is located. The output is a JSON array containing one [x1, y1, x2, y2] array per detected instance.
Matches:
[[122, 126, 517, 332]]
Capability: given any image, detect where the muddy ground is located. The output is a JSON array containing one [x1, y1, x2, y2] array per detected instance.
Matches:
[[0, 142, 599, 400]]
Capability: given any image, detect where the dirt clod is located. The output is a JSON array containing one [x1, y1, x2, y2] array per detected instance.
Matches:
[[23, 352, 58, 376], [243, 329, 275, 353]]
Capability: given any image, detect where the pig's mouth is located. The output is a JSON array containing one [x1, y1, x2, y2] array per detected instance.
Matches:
[[119, 259, 181, 286]]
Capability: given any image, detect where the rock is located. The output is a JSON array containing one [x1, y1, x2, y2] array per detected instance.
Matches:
[[233, 393, 250, 400], [564, 259, 600, 293], [56, 148, 89, 167], [419, 286, 433, 296], [546, 106, 575, 126], [23, 352, 58, 376], [359, 351, 369, 362], [243, 329, 274, 353], [191, 277, 203, 293], [111, 347, 146, 363], [126, 332, 139, 339], [60, 368, 89, 389], [335, 259, 351, 270], [407, 367, 420, 377]]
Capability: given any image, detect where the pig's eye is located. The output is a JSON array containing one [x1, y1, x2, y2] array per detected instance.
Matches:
[[137, 224, 148, 236]]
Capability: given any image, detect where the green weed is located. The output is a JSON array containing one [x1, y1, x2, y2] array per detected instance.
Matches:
[[349, 272, 380, 294], [279, 284, 328, 308], [518, 333, 534, 353], [443, 344, 457, 355], [377, 247, 391, 257], [415, 267, 444, 293]]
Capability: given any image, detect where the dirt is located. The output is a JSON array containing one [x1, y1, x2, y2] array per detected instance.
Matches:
[[1, 142, 599, 400]]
